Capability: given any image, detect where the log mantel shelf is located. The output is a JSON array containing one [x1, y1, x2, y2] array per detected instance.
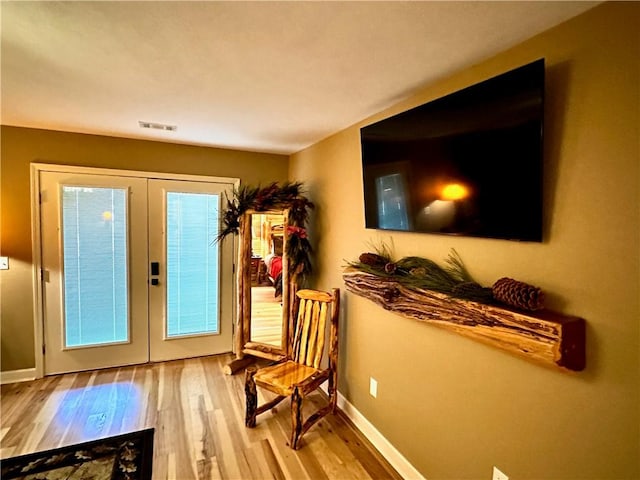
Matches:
[[342, 268, 586, 372]]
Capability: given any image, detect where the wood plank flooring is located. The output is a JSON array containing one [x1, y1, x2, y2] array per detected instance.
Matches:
[[251, 286, 283, 347], [0, 354, 402, 480]]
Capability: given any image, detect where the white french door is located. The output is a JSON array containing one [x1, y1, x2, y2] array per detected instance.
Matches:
[[147, 179, 233, 362], [38, 169, 234, 375]]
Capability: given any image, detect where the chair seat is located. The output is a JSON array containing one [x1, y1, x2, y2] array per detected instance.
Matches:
[[254, 361, 320, 396]]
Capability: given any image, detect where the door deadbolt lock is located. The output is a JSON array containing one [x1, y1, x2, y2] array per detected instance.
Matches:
[[150, 262, 160, 276]]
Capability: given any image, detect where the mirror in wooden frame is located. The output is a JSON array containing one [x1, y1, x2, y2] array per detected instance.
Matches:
[[236, 209, 290, 362]]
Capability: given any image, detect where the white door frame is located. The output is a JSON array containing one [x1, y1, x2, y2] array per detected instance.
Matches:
[[30, 163, 239, 378]]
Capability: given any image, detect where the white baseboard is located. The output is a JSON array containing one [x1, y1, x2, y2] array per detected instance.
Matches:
[[336, 391, 426, 480], [1, 368, 37, 385]]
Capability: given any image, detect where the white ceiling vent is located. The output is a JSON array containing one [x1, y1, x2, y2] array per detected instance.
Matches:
[[138, 121, 177, 132]]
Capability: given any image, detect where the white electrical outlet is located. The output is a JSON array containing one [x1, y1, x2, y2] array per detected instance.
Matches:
[[493, 466, 509, 480], [369, 377, 378, 398], [0, 257, 8, 270]]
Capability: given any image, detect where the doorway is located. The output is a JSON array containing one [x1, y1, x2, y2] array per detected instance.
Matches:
[[36, 166, 236, 375]]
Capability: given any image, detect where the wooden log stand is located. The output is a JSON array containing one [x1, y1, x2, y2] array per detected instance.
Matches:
[[342, 268, 585, 372]]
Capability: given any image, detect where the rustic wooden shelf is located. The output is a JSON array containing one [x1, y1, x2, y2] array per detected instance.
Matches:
[[343, 268, 585, 372]]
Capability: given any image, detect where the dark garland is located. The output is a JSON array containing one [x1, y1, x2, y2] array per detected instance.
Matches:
[[347, 247, 545, 311], [216, 182, 314, 282], [348, 248, 495, 304]]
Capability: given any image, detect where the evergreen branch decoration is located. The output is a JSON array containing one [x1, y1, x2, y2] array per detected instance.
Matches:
[[347, 247, 494, 303], [216, 181, 311, 243], [216, 181, 314, 281], [346, 245, 547, 310], [444, 248, 474, 283]]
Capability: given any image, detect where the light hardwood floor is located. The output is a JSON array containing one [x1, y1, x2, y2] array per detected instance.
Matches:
[[0, 354, 402, 480], [251, 286, 283, 347]]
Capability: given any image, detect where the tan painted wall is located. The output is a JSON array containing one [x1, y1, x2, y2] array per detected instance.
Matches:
[[290, 3, 639, 479], [0, 126, 288, 371]]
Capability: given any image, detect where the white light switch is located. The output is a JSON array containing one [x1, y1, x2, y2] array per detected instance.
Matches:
[[0, 257, 8, 270], [369, 377, 378, 398], [493, 466, 509, 480]]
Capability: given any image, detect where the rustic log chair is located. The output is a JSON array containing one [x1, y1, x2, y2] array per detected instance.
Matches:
[[244, 288, 340, 449]]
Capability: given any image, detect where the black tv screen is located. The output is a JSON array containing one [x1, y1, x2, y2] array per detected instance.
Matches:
[[360, 59, 544, 242]]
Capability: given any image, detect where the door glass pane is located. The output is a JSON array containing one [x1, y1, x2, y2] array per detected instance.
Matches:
[[62, 186, 128, 347], [166, 192, 220, 337]]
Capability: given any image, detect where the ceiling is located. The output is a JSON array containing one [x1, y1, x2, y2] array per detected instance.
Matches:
[[1, 1, 598, 155]]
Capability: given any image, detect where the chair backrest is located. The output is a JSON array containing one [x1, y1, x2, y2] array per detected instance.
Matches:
[[290, 288, 339, 369]]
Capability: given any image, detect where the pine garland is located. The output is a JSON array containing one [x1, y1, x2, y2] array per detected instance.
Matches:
[[348, 249, 488, 298], [347, 246, 546, 310], [349, 248, 495, 305]]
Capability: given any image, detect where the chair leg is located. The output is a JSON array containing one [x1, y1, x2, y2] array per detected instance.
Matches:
[[245, 366, 258, 428], [328, 371, 338, 414], [290, 386, 303, 450]]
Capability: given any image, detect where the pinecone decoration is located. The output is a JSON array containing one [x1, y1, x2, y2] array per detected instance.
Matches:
[[492, 277, 544, 311], [359, 252, 388, 268]]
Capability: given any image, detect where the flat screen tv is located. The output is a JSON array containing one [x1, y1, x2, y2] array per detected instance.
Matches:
[[360, 58, 544, 242]]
